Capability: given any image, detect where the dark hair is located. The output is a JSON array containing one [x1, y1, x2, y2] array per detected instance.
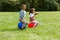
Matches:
[[29, 9, 32, 15], [29, 8, 35, 15]]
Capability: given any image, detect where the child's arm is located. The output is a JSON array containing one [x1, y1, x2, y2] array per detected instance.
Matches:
[[34, 13, 38, 15], [19, 10, 25, 21]]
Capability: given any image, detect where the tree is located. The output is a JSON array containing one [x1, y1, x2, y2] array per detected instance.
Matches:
[[0, 0, 60, 11]]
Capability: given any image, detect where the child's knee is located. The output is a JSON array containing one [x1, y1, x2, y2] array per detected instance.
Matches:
[[35, 21, 38, 24], [24, 20, 28, 24]]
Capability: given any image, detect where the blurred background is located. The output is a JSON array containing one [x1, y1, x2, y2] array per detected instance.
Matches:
[[0, 0, 60, 11]]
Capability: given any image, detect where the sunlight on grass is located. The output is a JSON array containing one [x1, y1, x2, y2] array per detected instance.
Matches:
[[0, 12, 60, 40]]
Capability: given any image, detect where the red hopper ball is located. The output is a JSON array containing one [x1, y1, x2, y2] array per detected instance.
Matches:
[[28, 22, 34, 28]]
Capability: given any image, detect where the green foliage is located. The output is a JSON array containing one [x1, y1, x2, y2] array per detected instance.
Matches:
[[0, 0, 60, 11]]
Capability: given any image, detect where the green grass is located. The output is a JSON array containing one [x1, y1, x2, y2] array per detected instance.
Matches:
[[0, 12, 60, 40]]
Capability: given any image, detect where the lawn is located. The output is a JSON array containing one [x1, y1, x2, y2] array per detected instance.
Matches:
[[0, 12, 60, 40]]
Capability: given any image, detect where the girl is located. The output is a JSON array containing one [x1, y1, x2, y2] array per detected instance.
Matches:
[[29, 8, 38, 28]]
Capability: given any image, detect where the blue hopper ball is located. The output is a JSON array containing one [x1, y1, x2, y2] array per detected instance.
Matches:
[[18, 22, 26, 29]]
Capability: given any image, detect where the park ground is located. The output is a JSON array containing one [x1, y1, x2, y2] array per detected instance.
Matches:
[[0, 12, 60, 40]]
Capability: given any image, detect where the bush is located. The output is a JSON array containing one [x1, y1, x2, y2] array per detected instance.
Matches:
[[0, 0, 60, 11]]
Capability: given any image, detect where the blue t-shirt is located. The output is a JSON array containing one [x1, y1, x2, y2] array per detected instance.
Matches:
[[20, 10, 26, 19]]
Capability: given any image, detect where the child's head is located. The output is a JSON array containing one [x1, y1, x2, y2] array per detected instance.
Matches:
[[29, 8, 35, 14], [21, 4, 26, 10]]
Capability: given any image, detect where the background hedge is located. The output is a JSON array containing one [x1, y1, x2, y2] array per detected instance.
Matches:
[[0, 0, 60, 11]]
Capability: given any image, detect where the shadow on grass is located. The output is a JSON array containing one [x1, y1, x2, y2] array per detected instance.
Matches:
[[0, 28, 27, 32], [0, 28, 20, 32]]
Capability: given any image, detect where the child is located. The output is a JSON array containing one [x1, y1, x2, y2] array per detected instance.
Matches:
[[29, 8, 38, 28], [19, 4, 28, 30]]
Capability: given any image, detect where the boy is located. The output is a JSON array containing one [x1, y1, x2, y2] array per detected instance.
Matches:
[[19, 4, 28, 29]]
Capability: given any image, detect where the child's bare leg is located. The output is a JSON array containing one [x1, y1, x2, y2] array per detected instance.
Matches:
[[33, 23, 37, 28], [19, 19, 28, 29], [22, 23, 26, 29], [33, 21, 38, 28], [21, 20, 28, 29], [33, 23, 38, 28]]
